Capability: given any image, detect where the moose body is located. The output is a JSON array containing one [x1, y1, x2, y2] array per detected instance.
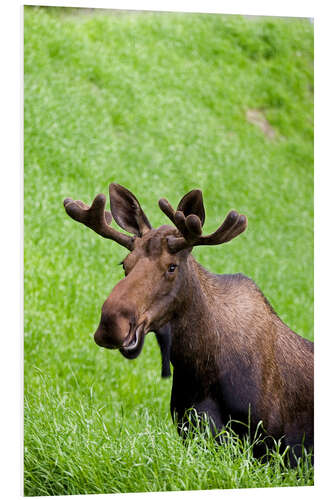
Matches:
[[168, 265, 313, 460], [64, 183, 313, 464]]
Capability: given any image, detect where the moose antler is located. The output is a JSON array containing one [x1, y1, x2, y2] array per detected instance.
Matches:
[[63, 193, 134, 250], [159, 190, 247, 253]]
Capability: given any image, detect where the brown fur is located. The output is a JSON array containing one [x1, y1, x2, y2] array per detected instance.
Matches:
[[169, 258, 313, 446]]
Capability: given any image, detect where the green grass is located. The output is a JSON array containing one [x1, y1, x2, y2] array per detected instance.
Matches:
[[24, 6, 314, 496]]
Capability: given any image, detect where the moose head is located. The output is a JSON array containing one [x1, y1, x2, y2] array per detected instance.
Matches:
[[63, 183, 247, 359]]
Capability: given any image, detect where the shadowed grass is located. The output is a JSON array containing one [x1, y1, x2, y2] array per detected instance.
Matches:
[[24, 6, 313, 495]]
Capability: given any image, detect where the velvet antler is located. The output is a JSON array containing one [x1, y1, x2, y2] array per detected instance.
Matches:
[[63, 192, 134, 250], [159, 190, 247, 253]]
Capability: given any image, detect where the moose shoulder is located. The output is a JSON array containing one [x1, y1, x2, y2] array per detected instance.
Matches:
[[64, 183, 313, 465]]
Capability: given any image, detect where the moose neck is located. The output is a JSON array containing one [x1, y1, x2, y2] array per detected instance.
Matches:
[[170, 255, 224, 374]]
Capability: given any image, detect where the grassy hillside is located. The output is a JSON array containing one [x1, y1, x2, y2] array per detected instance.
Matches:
[[24, 7, 314, 496]]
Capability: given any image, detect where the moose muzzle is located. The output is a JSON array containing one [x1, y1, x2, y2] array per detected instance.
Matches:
[[93, 291, 147, 358], [94, 316, 126, 350], [94, 300, 137, 349]]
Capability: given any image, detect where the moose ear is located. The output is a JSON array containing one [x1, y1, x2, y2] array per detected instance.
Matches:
[[177, 189, 205, 227], [109, 183, 152, 237]]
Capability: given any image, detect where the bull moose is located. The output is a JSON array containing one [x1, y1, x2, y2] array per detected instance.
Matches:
[[64, 183, 314, 465]]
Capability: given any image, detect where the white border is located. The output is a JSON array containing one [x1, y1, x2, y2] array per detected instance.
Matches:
[[2, 1, 332, 499], [22, 0, 315, 17]]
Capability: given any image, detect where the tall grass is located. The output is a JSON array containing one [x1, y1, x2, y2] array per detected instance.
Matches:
[[24, 6, 313, 495]]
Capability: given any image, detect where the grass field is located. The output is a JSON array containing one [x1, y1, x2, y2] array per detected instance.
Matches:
[[24, 6, 314, 496]]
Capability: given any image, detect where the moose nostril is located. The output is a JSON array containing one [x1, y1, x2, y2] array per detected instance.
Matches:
[[95, 310, 134, 349], [94, 325, 118, 349]]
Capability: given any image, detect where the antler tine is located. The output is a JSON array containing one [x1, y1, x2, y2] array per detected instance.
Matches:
[[158, 198, 176, 224], [184, 214, 203, 238], [158, 198, 204, 239], [158, 199, 184, 234], [199, 211, 247, 246], [167, 210, 247, 253], [64, 193, 134, 250]]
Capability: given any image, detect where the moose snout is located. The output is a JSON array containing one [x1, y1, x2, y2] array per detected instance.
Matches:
[[94, 303, 136, 349]]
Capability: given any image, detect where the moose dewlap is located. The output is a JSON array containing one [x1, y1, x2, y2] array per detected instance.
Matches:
[[64, 183, 314, 465]]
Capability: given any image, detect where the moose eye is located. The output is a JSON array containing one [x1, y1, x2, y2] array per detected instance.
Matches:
[[168, 264, 177, 273]]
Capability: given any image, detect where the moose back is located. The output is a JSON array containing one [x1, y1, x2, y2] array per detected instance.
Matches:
[[64, 183, 314, 464]]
